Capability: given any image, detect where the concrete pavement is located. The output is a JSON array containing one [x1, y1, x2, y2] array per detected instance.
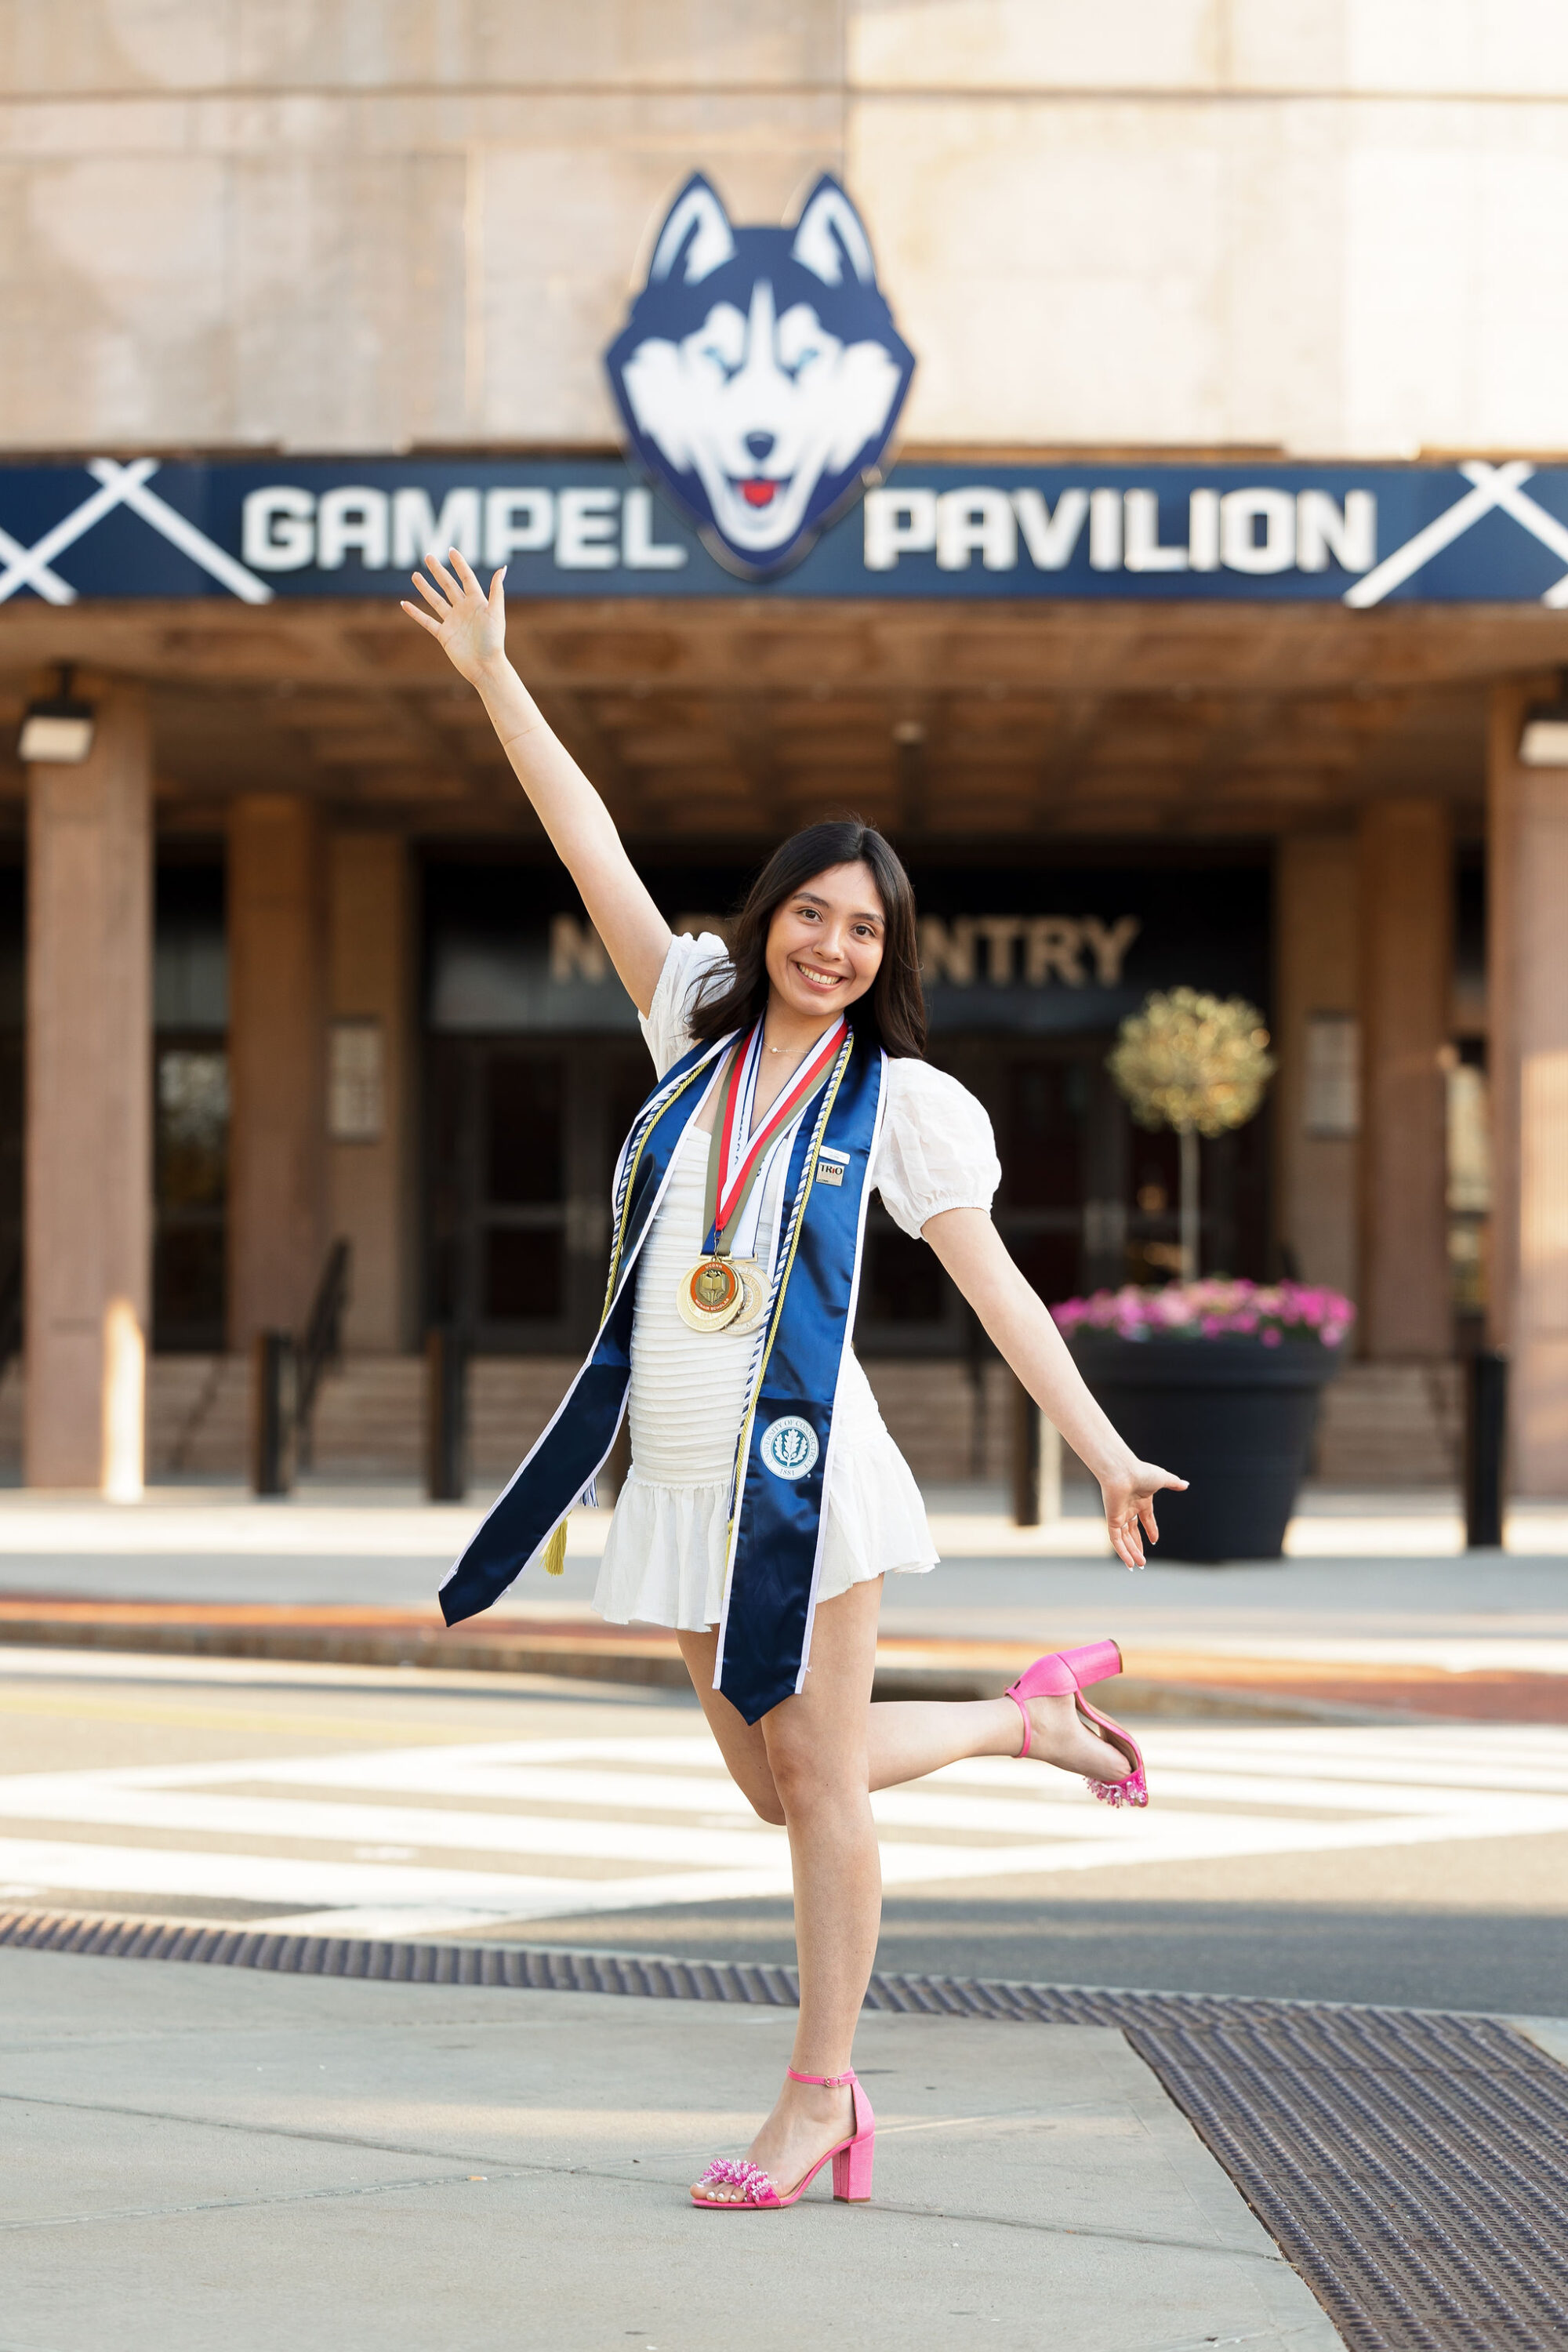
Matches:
[[1, 1476, 1565, 2005], [0, 1944, 1342, 2352], [0, 1479, 1564, 1721], [4, 1484, 1566, 2352], [2, 1646, 1566, 2011]]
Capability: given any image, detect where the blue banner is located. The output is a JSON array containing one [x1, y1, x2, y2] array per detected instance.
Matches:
[[2, 452, 1566, 606]]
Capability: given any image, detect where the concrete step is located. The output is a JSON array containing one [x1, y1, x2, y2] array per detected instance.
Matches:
[[1315, 1363, 1462, 1485], [0, 1350, 1465, 1490]]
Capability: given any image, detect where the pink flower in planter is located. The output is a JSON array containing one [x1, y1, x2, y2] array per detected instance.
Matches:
[[1051, 1277, 1357, 1345]]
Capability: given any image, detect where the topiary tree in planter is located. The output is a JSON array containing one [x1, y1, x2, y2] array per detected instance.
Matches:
[[1107, 987, 1276, 1278]]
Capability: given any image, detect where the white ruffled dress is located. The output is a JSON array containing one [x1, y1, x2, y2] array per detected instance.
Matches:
[[592, 935, 1001, 1632]]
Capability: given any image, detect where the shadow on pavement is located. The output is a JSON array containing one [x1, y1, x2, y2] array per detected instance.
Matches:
[[512, 1896, 1568, 2015]]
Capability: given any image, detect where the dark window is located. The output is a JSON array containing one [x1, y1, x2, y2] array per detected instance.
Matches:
[[863, 1225, 945, 1323], [484, 1228, 564, 1320], [426, 1037, 631, 1349], [1000, 1058, 1087, 1211], [153, 1044, 228, 1349], [486, 1054, 564, 1204]]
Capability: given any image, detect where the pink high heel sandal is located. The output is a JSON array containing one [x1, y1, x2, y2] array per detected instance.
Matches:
[[690, 2067, 876, 2210], [1005, 1638, 1148, 1809]]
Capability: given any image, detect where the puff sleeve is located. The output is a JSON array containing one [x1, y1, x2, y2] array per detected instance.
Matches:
[[638, 931, 733, 1077], [873, 1061, 1001, 1237]]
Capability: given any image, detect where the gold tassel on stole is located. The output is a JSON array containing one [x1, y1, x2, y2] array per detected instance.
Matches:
[[541, 1519, 568, 1577]]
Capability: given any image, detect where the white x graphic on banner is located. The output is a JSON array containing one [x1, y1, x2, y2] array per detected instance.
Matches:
[[1346, 459, 1568, 609], [0, 523, 73, 604], [0, 458, 272, 606]]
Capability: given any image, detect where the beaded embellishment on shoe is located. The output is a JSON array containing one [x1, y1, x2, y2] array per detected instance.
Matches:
[[1087, 1764, 1148, 1809], [694, 2158, 779, 2205]]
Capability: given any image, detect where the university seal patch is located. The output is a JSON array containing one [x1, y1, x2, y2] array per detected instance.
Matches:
[[760, 1414, 819, 1481]]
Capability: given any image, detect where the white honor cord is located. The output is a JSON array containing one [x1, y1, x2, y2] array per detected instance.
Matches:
[[720, 1023, 826, 1263], [727, 1114, 799, 1263], [721, 1025, 765, 1205]]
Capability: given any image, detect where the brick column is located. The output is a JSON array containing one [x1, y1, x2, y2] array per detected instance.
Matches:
[[25, 684, 152, 1490], [1488, 684, 1568, 1491], [227, 796, 328, 1351], [1358, 797, 1452, 1359], [328, 832, 415, 1351]]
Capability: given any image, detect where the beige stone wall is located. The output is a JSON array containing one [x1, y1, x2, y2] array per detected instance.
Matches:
[[6, 2, 1568, 456]]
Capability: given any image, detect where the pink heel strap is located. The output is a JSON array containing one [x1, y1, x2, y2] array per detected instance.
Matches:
[[786, 2066, 855, 2088], [1005, 1687, 1032, 1759]]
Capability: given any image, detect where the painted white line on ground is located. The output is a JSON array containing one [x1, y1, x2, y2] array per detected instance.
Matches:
[[1132, 1637, 1568, 1674], [5, 1726, 1566, 1929], [0, 1784, 795, 1867], [0, 1838, 791, 1918]]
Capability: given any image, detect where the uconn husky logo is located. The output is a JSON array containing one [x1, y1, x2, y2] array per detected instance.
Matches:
[[605, 173, 915, 579]]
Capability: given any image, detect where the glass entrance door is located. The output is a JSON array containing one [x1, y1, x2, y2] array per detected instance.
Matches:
[[426, 1036, 649, 1351], [426, 1029, 1269, 1358], [853, 1035, 1269, 1352]]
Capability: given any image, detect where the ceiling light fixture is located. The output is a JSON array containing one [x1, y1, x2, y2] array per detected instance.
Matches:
[[18, 665, 96, 765], [1519, 671, 1568, 766]]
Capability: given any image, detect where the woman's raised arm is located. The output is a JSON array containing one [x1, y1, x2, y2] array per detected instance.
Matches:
[[921, 1208, 1187, 1570], [401, 550, 672, 1015]]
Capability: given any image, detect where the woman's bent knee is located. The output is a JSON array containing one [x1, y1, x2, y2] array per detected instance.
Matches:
[[766, 1737, 858, 1819]]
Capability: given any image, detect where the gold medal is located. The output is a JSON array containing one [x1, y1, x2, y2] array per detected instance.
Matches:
[[677, 1253, 743, 1333], [727, 1256, 770, 1336], [680, 1020, 844, 1337]]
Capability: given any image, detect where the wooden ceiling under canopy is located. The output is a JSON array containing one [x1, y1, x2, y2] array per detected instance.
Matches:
[[0, 594, 1557, 845]]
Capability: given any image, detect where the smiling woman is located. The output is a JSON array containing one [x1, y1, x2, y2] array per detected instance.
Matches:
[[684, 822, 927, 1063], [399, 544, 1183, 2217]]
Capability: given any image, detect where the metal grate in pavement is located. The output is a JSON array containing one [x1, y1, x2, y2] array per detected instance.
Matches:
[[4, 1907, 1566, 2350]]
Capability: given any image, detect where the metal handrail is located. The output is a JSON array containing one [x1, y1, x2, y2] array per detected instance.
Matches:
[[294, 1237, 350, 1469], [0, 1255, 20, 1383]]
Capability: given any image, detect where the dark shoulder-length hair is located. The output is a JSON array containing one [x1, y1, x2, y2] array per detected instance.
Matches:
[[688, 818, 926, 1059]]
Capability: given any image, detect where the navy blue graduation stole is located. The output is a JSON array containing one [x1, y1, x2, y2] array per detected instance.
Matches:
[[440, 1022, 887, 1726]]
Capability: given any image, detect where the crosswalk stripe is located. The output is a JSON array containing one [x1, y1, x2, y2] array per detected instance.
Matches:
[[2, 1724, 1563, 1933]]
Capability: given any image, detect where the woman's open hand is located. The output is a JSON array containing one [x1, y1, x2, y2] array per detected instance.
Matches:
[[401, 548, 506, 685], [1099, 1457, 1188, 1570]]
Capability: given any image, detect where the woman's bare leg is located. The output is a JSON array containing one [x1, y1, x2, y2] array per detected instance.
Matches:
[[866, 1693, 1132, 1789], [676, 1628, 785, 1824], [677, 1599, 1131, 2201], [683, 1578, 883, 2198], [677, 1630, 1131, 1829]]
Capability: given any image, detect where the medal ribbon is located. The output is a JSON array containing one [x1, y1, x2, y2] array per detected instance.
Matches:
[[702, 1018, 846, 1257]]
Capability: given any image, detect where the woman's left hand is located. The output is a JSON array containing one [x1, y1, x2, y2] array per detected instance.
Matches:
[[1099, 1458, 1188, 1570]]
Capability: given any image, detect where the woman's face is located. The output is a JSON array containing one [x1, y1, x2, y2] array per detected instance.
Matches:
[[764, 860, 886, 1025]]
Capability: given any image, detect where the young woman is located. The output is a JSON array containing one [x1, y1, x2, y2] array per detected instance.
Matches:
[[403, 550, 1186, 2215]]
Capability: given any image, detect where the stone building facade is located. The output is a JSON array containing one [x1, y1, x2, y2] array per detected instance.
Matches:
[[2, 2, 1566, 1488]]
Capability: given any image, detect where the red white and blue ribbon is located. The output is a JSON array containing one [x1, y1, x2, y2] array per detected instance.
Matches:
[[704, 1016, 846, 1258]]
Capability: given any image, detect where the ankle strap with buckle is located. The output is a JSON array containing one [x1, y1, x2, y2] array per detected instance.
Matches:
[[786, 2066, 855, 2088]]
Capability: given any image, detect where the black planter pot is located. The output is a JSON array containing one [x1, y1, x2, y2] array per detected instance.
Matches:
[[1070, 1333, 1346, 1563]]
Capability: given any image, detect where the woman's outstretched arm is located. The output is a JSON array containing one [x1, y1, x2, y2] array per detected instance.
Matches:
[[401, 550, 672, 1015], [921, 1207, 1186, 1570]]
